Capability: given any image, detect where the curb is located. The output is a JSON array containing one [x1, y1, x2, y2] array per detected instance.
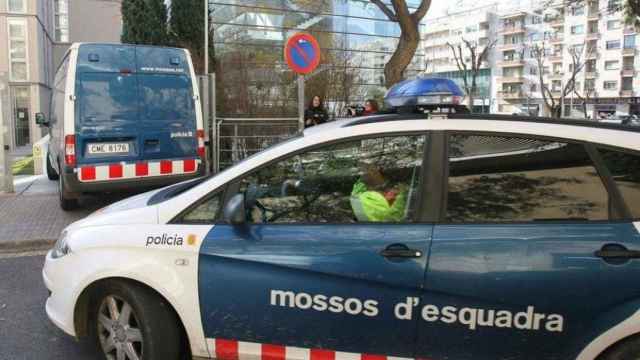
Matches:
[[0, 238, 56, 253]]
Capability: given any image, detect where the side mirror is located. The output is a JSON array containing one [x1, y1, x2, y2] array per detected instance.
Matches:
[[35, 112, 48, 126], [223, 193, 246, 225]]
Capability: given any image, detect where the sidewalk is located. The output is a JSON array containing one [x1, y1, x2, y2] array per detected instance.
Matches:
[[0, 175, 106, 252]]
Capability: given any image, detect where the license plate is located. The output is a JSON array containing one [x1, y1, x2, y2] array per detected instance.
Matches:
[[88, 143, 129, 154], [418, 95, 441, 104]]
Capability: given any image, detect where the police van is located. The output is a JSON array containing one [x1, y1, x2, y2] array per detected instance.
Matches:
[[43, 110, 640, 360], [384, 77, 470, 114], [37, 43, 205, 210]]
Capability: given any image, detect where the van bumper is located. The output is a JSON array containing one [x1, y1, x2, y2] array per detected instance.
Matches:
[[61, 167, 205, 194]]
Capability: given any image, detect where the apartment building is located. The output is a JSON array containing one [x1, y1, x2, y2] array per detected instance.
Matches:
[[0, 0, 56, 148], [496, 0, 639, 117], [422, 5, 500, 113]]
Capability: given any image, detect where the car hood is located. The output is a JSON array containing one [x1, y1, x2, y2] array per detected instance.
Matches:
[[66, 190, 161, 231]]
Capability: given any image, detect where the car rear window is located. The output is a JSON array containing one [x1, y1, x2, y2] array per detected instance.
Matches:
[[139, 74, 195, 123], [77, 73, 138, 123], [598, 148, 640, 218], [446, 134, 610, 222]]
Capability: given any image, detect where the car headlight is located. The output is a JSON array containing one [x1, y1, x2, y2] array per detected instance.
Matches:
[[51, 230, 71, 259]]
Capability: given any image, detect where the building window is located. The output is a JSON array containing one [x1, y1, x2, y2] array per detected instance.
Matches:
[[606, 40, 621, 49], [607, 20, 622, 30], [7, 19, 28, 82], [530, 67, 538, 75], [571, 5, 585, 16], [608, 0, 622, 12], [624, 34, 636, 48], [531, 16, 542, 24], [11, 86, 31, 146], [622, 77, 633, 91], [7, 0, 26, 13], [571, 25, 584, 34], [54, 0, 69, 42], [604, 80, 618, 90], [530, 84, 538, 92], [605, 60, 620, 70], [585, 79, 596, 90]]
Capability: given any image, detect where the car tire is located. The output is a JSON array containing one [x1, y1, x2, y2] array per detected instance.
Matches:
[[46, 153, 59, 180], [598, 334, 640, 360], [88, 280, 183, 360], [58, 174, 78, 211]]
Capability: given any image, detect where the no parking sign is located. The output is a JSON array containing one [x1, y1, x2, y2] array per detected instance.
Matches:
[[284, 33, 321, 75]]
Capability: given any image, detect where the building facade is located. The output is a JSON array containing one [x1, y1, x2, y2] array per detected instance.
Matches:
[[0, 0, 121, 150], [422, 5, 499, 113], [211, 0, 426, 118]]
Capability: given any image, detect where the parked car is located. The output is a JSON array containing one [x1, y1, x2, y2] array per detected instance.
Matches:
[[383, 77, 470, 114], [36, 43, 206, 210], [43, 113, 640, 360]]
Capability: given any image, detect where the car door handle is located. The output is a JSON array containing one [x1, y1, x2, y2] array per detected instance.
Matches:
[[380, 244, 423, 258], [595, 249, 640, 259]]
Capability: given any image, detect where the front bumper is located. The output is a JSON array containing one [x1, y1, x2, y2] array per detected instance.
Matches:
[[42, 250, 77, 337]]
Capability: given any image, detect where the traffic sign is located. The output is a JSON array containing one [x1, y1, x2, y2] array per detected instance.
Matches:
[[284, 33, 321, 75]]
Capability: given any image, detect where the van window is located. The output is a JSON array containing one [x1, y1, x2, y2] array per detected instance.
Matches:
[[446, 134, 609, 222], [139, 74, 195, 122], [77, 73, 138, 123], [598, 148, 640, 218]]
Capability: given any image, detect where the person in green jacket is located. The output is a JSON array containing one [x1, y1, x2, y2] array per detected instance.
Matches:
[[350, 164, 408, 222]]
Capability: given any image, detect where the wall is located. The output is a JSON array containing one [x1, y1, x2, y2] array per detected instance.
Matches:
[[68, 0, 122, 43]]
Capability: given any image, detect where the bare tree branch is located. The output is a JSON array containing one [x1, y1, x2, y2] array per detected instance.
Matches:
[[371, 0, 398, 21], [412, 0, 432, 21]]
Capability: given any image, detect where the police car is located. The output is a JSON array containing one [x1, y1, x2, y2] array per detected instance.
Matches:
[[43, 113, 640, 360]]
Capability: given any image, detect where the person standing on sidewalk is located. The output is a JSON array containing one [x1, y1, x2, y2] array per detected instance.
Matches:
[[304, 95, 329, 128]]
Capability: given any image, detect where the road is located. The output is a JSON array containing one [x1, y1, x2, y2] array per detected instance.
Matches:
[[0, 253, 97, 360]]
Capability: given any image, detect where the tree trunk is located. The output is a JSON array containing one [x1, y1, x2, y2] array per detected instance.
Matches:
[[384, 21, 420, 88], [468, 94, 475, 113]]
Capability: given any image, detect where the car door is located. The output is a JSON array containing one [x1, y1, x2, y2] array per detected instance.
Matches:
[[416, 133, 640, 360], [195, 134, 431, 358]]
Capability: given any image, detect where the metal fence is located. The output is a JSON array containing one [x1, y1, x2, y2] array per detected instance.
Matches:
[[215, 117, 300, 172]]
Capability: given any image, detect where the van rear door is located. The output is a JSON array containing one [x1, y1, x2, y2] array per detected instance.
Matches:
[[75, 45, 198, 170], [136, 47, 198, 161]]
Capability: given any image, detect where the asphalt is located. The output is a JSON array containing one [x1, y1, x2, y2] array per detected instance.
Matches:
[[0, 254, 97, 360]]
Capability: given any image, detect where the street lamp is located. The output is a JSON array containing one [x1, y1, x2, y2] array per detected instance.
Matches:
[[204, 0, 209, 74]]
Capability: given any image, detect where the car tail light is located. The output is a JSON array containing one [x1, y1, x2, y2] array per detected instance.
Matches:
[[64, 135, 76, 167], [452, 96, 462, 105], [197, 129, 205, 158]]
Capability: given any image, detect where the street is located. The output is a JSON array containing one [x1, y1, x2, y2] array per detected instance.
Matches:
[[0, 253, 96, 360]]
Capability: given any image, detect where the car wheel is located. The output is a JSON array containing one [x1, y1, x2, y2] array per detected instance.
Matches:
[[58, 174, 78, 211], [46, 153, 59, 180], [89, 281, 182, 360], [598, 334, 640, 360]]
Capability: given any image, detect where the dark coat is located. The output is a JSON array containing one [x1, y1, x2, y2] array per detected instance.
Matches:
[[304, 106, 328, 128]]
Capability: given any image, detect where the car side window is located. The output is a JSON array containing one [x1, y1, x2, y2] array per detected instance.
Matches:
[[233, 135, 426, 224], [598, 148, 640, 218], [181, 192, 222, 223], [446, 134, 609, 223]]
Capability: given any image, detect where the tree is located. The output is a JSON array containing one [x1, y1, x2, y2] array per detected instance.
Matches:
[[370, 0, 432, 88], [169, 0, 213, 74], [447, 38, 497, 113], [121, 0, 169, 45], [531, 40, 592, 117]]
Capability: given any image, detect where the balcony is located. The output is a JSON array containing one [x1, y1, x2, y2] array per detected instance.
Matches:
[[499, 25, 526, 35], [622, 47, 636, 56], [498, 90, 524, 99], [620, 90, 634, 97], [501, 11, 527, 20], [500, 43, 522, 51], [545, 15, 565, 26], [622, 68, 636, 76], [549, 36, 564, 44], [586, 51, 600, 59], [624, 27, 637, 35], [587, 10, 600, 20], [499, 59, 526, 67], [548, 72, 564, 80], [584, 71, 598, 78], [549, 55, 563, 63], [550, 90, 563, 97], [498, 76, 525, 83], [585, 32, 600, 40]]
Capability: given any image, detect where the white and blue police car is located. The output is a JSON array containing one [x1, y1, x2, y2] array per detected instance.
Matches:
[[43, 112, 640, 360]]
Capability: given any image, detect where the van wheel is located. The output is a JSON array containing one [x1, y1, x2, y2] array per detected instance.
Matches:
[[58, 175, 78, 211], [46, 153, 59, 180], [598, 334, 640, 360], [88, 281, 182, 360]]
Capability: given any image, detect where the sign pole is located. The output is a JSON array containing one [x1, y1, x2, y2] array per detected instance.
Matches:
[[204, 0, 209, 75], [298, 75, 305, 132]]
